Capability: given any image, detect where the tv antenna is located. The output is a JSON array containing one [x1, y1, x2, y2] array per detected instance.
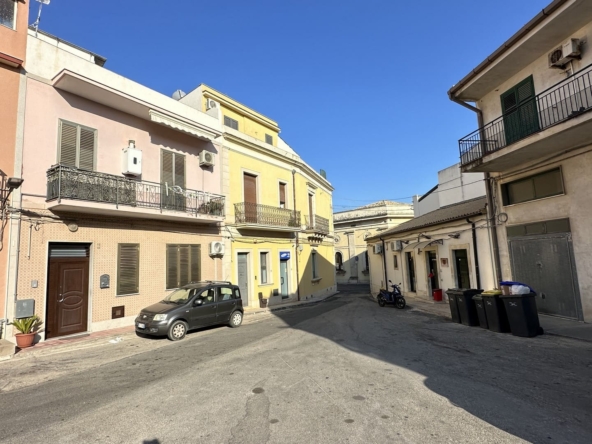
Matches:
[[32, 0, 51, 37]]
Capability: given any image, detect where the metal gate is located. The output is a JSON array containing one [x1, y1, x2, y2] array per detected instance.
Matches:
[[509, 233, 582, 320]]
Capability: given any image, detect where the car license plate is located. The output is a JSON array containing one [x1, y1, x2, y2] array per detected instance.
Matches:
[[137, 323, 145, 329]]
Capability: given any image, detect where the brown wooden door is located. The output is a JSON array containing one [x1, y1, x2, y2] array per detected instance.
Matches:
[[243, 173, 257, 223], [47, 257, 89, 339]]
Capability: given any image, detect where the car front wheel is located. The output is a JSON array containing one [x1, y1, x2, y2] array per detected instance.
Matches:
[[167, 320, 188, 341], [229, 311, 243, 328]]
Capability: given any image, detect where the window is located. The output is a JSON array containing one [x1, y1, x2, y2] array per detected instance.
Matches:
[[393, 254, 399, 270], [224, 116, 239, 130], [58, 120, 97, 171], [200, 288, 216, 304], [0, 0, 16, 29], [260, 252, 269, 284], [335, 252, 343, 270], [117, 244, 139, 295], [166, 244, 201, 289], [312, 251, 319, 279], [501, 168, 564, 206], [161, 150, 186, 210], [218, 287, 234, 301], [279, 182, 287, 208], [501, 75, 539, 145], [265, 134, 273, 144]]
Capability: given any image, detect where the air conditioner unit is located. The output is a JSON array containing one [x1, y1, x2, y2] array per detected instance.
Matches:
[[391, 240, 402, 251], [122, 141, 142, 176], [199, 151, 215, 167], [373, 244, 383, 254], [206, 98, 217, 110], [209, 241, 225, 256], [548, 38, 580, 68]]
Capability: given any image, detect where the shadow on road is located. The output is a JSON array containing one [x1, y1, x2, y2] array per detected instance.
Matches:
[[268, 284, 592, 443]]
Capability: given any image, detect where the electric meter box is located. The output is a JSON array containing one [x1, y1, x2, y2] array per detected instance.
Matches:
[[122, 145, 142, 176]]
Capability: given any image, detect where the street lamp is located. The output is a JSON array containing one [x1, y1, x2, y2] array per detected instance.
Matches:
[[1, 177, 24, 208]]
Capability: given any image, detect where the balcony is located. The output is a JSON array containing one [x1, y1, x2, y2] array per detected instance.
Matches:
[[234, 202, 301, 232], [459, 63, 592, 172], [304, 214, 330, 236], [46, 165, 225, 223]]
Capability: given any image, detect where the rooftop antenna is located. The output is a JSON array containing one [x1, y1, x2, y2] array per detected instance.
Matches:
[[32, 0, 51, 38]]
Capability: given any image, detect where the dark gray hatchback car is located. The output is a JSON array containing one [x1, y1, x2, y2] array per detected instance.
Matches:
[[135, 281, 244, 341]]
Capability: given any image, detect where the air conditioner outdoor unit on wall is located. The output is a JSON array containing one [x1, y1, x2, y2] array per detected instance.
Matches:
[[548, 38, 580, 68], [199, 151, 215, 167], [122, 141, 142, 176], [373, 244, 383, 254], [206, 98, 217, 110], [209, 241, 225, 256]]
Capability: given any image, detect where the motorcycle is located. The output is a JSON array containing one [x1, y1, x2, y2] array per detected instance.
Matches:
[[377, 280, 406, 309]]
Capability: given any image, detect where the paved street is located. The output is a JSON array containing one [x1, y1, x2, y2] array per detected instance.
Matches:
[[1, 287, 591, 444]]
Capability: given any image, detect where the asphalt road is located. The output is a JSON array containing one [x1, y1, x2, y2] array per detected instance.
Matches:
[[1, 289, 591, 444]]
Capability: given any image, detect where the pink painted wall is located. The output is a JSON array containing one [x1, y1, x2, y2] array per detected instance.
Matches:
[[21, 79, 221, 199]]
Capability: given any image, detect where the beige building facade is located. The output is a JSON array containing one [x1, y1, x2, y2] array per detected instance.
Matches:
[[334, 201, 413, 285], [450, 0, 592, 321]]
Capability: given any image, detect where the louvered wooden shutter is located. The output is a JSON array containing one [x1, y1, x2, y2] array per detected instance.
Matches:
[[279, 183, 286, 205], [244, 174, 257, 204], [179, 246, 190, 287], [59, 122, 78, 167], [161, 150, 174, 186], [174, 153, 185, 188], [117, 244, 139, 295], [190, 245, 201, 283], [166, 245, 178, 289], [78, 127, 95, 171]]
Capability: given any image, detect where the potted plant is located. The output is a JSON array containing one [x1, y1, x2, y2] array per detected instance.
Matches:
[[11, 315, 42, 349]]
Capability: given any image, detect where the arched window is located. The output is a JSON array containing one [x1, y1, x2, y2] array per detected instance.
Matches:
[[335, 252, 343, 270]]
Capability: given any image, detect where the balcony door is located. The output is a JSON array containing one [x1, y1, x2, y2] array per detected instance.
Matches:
[[501, 76, 540, 146], [243, 173, 258, 223], [161, 150, 186, 211]]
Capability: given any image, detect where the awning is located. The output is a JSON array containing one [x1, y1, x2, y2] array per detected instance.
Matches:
[[149, 110, 218, 141], [403, 240, 432, 251]]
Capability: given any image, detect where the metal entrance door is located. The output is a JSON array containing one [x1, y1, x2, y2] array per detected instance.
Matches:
[[509, 234, 582, 320], [280, 260, 289, 298], [46, 244, 90, 339], [237, 253, 249, 306], [454, 249, 471, 289]]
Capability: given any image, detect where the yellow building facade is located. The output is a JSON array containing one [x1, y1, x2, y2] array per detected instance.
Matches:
[[180, 85, 336, 308]]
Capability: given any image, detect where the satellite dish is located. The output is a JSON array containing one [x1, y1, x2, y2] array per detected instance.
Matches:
[[172, 90, 186, 100]]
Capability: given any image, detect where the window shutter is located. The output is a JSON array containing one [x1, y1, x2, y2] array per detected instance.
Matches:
[[161, 150, 174, 186], [179, 245, 190, 287], [174, 153, 186, 188], [279, 183, 286, 204], [166, 245, 178, 289], [117, 244, 139, 295], [78, 127, 95, 171], [60, 122, 78, 167], [190, 245, 201, 283]]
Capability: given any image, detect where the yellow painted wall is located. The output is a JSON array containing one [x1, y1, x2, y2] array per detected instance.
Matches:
[[298, 243, 335, 299]]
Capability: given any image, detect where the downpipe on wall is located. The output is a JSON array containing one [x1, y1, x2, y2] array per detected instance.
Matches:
[[466, 218, 481, 289], [380, 237, 388, 290], [292, 169, 300, 301]]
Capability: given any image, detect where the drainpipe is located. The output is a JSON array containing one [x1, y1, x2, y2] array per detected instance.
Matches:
[[380, 237, 388, 289], [466, 218, 481, 289], [449, 94, 502, 286], [292, 169, 300, 301]]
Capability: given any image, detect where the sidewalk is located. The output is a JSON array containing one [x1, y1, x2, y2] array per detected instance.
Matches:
[[2, 291, 339, 361], [406, 294, 592, 342]]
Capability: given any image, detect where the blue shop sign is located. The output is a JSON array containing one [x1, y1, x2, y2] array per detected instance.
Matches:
[[280, 251, 291, 260]]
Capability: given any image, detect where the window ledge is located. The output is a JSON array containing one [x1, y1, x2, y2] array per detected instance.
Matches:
[[311, 277, 322, 283], [258, 283, 275, 287], [116, 293, 140, 297]]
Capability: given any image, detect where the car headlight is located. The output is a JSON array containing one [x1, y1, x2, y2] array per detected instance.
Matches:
[[153, 314, 168, 322]]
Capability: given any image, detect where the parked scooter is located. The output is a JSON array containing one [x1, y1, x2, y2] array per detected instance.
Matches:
[[377, 280, 406, 309]]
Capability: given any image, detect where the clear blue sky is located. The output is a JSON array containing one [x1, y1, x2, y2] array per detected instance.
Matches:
[[33, 0, 549, 210]]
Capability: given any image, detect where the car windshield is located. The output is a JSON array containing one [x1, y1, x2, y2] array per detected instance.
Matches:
[[163, 288, 198, 304]]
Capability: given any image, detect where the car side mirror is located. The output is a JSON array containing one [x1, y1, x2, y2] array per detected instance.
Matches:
[[194, 298, 204, 306]]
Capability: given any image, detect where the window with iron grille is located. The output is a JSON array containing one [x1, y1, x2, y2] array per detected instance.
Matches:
[[58, 120, 97, 171], [117, 244, 139, 295], [501, 168, 564, 206], [265, 134, 273, 144], [312, 251, 319, 279], [166, 244, 201, 289], [223, 116, 239, 130], [0, 0, 16, 29]]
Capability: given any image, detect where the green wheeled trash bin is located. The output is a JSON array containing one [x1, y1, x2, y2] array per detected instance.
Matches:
[[472, 294, 488, 329], [445, 289, 462, 323], [456, 289, 483, 326], [481, 290, 510, 333], [501, 293, 543, 337]]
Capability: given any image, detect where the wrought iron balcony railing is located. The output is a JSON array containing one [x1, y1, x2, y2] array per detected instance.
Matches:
[[459, 63, 592, 165], [46, 165, 225, 217], [305, 214, 330, 234], [234, 202, 300, 228]]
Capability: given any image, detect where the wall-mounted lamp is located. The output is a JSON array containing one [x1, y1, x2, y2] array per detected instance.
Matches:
[[2, 177, 24, 208]]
